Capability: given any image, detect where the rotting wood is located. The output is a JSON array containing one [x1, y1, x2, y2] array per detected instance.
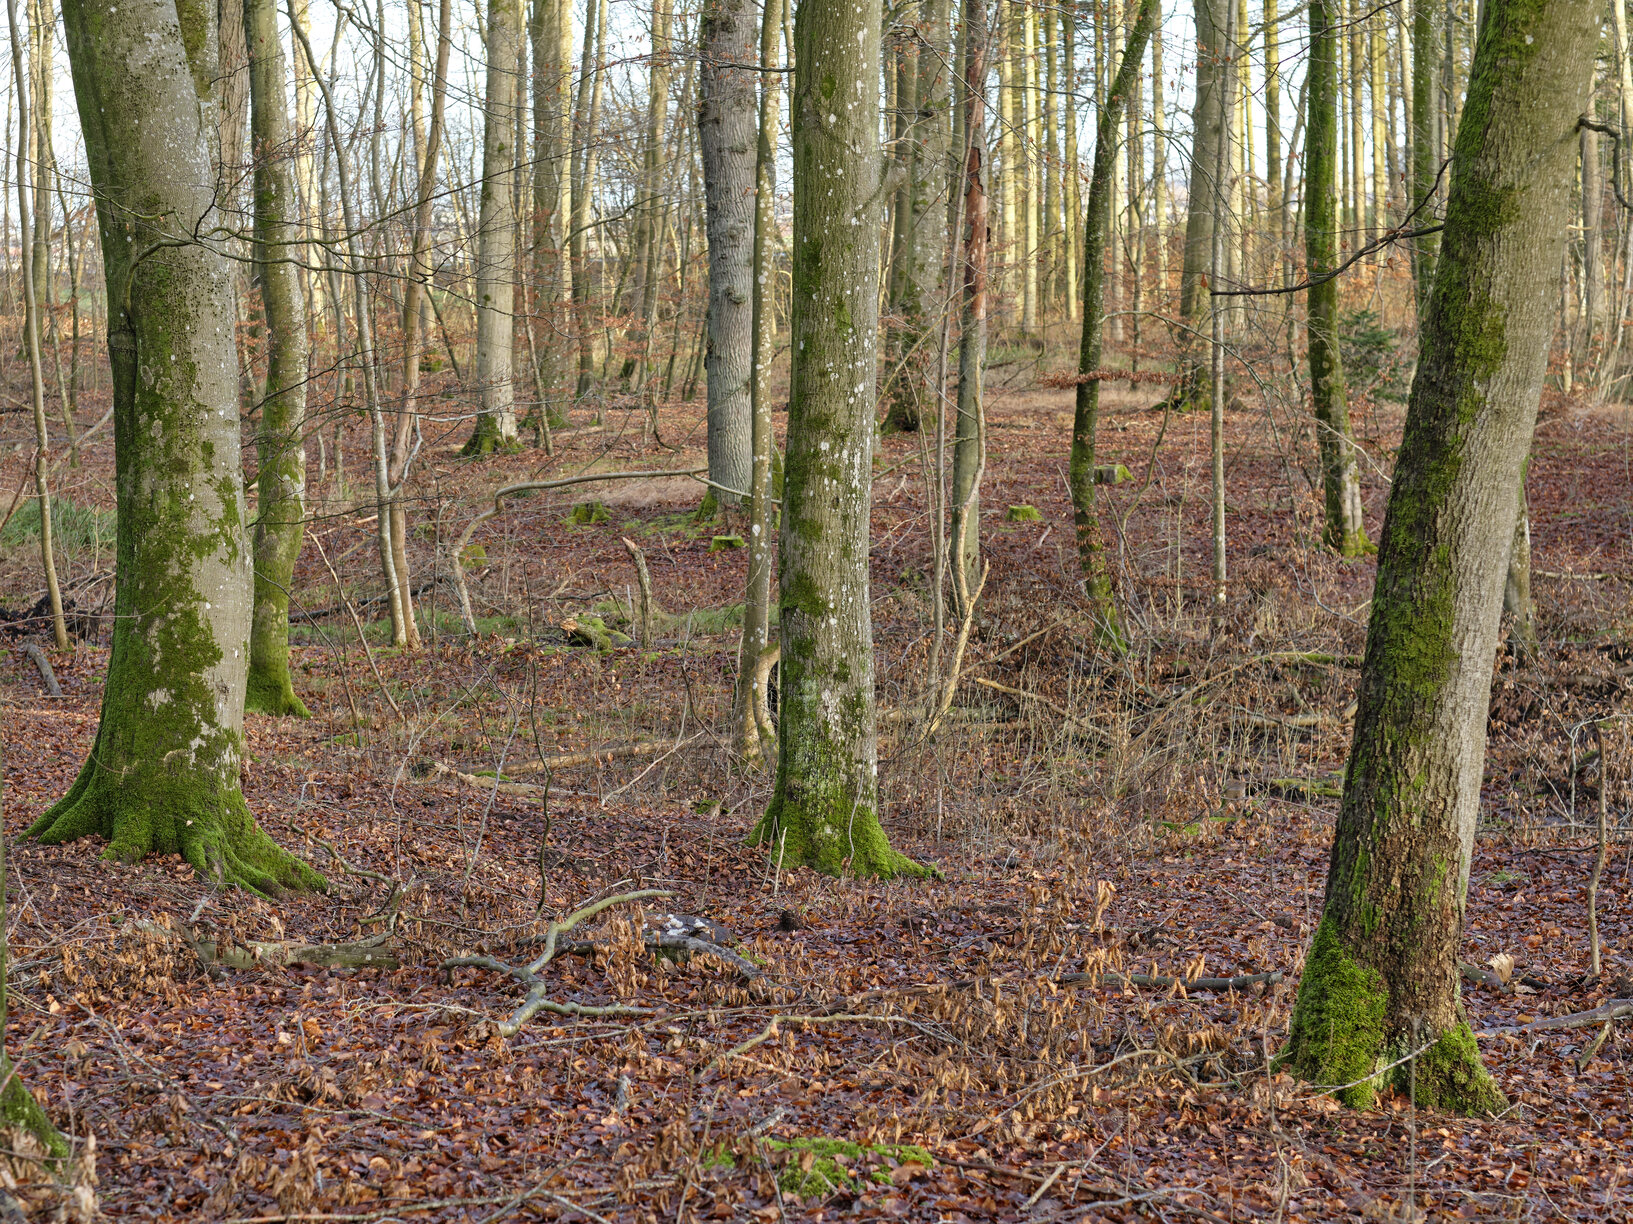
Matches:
[[17, 643, 60, 696]]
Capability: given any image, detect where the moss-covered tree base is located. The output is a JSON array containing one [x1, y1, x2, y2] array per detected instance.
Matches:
[[749, 800, 939, 880], [244, 670, 311, 718], [1277, 918, 1505, 1114], [460, 425, 522, 457], [1, 1056, 67, 1160], [1327, 527, 1374, 559], [28, 771, 324, 897]]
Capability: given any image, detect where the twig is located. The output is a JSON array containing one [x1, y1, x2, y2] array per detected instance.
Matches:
[[1476, 999, 1632, 1037], [311, 533, 402, 723]]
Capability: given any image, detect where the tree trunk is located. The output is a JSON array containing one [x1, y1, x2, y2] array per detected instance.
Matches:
[[244, 0, 312, 716], [1172, 0, 1228, 411], [731, 0, 782, 763], [699, 0, 757, 504], [749, 0, 928, 878], [467, 0, 523, 453], [1503, 466, 1537, 662], [529, 0, 570, 430], [35, 0, 323, 895], [1071, 0, 1157, 646], [570, 0, 606, 396], [27, 0, 52, 300], [997, 1, 1018, 333], [1411, 0, 1441, 314], [1279, 0, 1599, 1112], [950, 0, 987, 604], [1306, 0, 1370, 557]]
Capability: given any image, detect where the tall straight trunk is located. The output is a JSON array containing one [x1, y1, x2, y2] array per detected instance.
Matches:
[[1348, 0, 1364, 240], [1043, 6, 1059, 312], [1150, 22, 1166, 295], [1280, 0, 1599, 1113], [1071, 0, 1158, 644], [530, 0, 570, 427], [632, 0, 674, 325], [36, 0, 322, 894], [1063, 5, 1080, 319], [1173, 0, 1227, 410], [9, 0, 68, 652], [698, 0, 757, 502], [1209, 0, 1232, 607], [1369, 9, 1387, 240], [1580, 95, 1602, 370], [732, 0, 782, 763], [245, 0, 312, 715], [1021, 0, 1039, 334], [997, 0, 1018, 332], [950, 0, 988, 601], [1503, 461, 1537, 661], [27, 0, 52, 301], [570, 0, 605, 395], [1307, 0, 1369, 556], [750, 0, 928, 879], [1411, 0, 1440, 312], [467, 0, 523, 453], [1264, 0, 1280, 242]]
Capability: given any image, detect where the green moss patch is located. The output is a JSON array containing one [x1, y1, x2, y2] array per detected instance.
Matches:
[[766, 1138, 933, 1199], [569, 501, 610, 525], [1004, 504, 1043, 523], [1275, 916, 1387, 1107]]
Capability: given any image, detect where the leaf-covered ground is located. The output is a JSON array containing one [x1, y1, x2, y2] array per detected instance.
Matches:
[[1, 338, 1629, 1221]]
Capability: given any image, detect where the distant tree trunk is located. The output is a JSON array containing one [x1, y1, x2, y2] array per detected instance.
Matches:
[[36, 0, 323, 894], [26, 0, 52, 300], [731, 0, 782, 763], [1021, 2, 1039, 336], [1171, 0, 1228, 411], [1264, 0, 1280, 244], [1504, 466, 1537, 661], [750, 0, 929, 878], [1063, 5, 1080, 318], [1072, 0, 1156, 646], [570, 0, 606, 397], [699, 0, 757, 504], [1579, 96, 1602, 375], [950, 0, 988, 602], [245, 0, 312, 715], [530, 0, 570, 430], [9, 0, 68, 652], [467, 0, 523, 454], [1411, 0, 1440, 314], [1279, 0, 1599, 1113], [630, 0, 674, 331], [997, 0, 1018, 333], [1306, 0, 1369, 556]]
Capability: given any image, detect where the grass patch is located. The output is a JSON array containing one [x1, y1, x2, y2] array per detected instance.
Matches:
[[1, 497, 115, 554]]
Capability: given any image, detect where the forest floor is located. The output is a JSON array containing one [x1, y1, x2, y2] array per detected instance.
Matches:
[[0, 333, 1630, 1221]]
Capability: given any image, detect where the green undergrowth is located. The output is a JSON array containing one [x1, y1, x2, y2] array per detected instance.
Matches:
[[0, 497, 115, 554], [706, 1138, 933, 1198]]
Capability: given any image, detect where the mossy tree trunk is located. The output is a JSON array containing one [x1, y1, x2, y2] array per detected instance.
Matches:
[[699, 0, 756, 506], [1280, 0, 1599, 1113], [244, 0, 311, 716], [749, 0, 929, 878], [1070, 0, 1157, 647], [466, 0, 522, 454], [33, 0, 323, 896], [1305, 0, 1369, 557]]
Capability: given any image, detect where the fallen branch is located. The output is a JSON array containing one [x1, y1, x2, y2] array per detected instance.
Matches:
[[17, 642, 60, 696], [1476, 998, 1632, 1038], [137, 921, 400, 972]]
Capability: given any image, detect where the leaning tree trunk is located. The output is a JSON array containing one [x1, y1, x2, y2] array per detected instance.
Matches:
[[34, 0, 323, 894], [1279, 0, 1599, 1112], [698, 0, 756, 507], [244, 0, 312, 716], [1070, 0, 1157, 647], [466, 0, 523, 454], [1305, 0, 1369, 557], [1169, 0, 1228, 412], [749, 0, 930, 878]]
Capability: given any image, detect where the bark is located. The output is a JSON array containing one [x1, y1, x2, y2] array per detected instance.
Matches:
[[1020, 2, 1039, 335], [1070, 0, 1158, 646], [698, 0, 757, 503], [949, 0, 987, 608], [749, 0, 929, 878], [467, 0, 523, 454], [570, 0, 606, 396], [1411, 0, 1441, 314], [1580, 100, 1602, 371], [244, 0, 311, 716], [35, 0, 323, 895], [1171, 0, 1228, 411], [1503, 465, 1537, 662], [730, 0, 782, 763], [1280, 0, 1600, 1113], [27, 0, 52, 301], [529, 0, 570, 431], [1306, 0, 1370, 557]]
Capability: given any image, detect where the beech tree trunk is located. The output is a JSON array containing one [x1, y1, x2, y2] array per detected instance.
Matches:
[[35, 0, 323, 894], [1411, 0, 1440, 314], [750, 0, 928, 878], [1171, 0, 1228, 411], [1280, 0, 1599, 1112], [949, 0, 988, 605], [1070, 0, 1157, 645], [1306, 0, 1369, 557], [698, 0, 756, 504], [467, 0, 523, 453], [244, 0, 311, 715]]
